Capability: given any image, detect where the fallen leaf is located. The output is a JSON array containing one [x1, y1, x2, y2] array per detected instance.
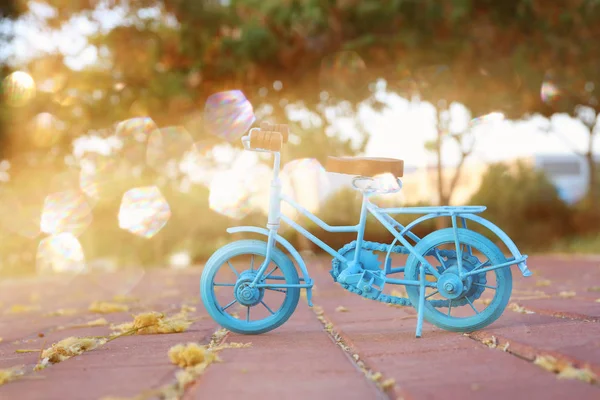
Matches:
[[335, 306, 349, 312], [168, 343, 219, 368], [6, 304, 41, 314], [558, 291, 576, 299], [110, 311, 192, 335], [36, 336, 107, 369], [509, 303, 535, 314], [535, 279, 551, 287], [0, 366, 24, 386], [89, 301, 129, 314], [112, 295, 138, 303], [44, 308, 78, 317], [534, 355, 597, 384], [482, 336, 498, 348]]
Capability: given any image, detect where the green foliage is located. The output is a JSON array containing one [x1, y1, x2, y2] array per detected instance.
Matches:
[[468, 161, 573, 251]]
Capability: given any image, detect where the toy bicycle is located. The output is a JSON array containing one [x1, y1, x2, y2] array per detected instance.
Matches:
[[200, 123, 532, 338]]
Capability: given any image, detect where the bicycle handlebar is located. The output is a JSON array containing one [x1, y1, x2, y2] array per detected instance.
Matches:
[[241, 122, 290, 153]]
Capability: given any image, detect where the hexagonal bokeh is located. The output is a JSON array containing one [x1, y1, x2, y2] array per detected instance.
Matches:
[[146, 125, 195, 174], [204, 90, 255, 142], [36, 232, 86, 275], [208, 169, 255, 220], [114, 117, 159, 164], [118, 186, 171, 238], [40, 189, 93, 237]]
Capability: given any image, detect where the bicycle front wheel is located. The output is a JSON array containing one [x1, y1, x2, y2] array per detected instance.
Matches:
[[200, 239, 300, 335], [404, 228, 512, 333]]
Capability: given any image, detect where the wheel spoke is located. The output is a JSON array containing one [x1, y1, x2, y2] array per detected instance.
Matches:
[[222, 299, 237, 311], [465, 296, 479, 314], [433, 249, 447, 270], [470, 259, 491, 273], [261, 300, 275, 315], [246, 306, 251, 322], [265, 287, 287, 293], [473, 282, 497, 290], [214, 283, 235, 287], [250, 255, 255, 271], [264, 266, 279, 279], [425, 290, 439, 300], [447, 300, 453, 316], [466, 244, 473, 256], [265, 275, 285, 280], [227, 261, 239, 277]]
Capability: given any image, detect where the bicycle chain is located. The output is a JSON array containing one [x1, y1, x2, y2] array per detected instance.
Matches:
[[330, 240, 487, 308]]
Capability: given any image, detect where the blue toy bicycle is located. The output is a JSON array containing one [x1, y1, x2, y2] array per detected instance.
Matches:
[[200, 123, 532, 338]]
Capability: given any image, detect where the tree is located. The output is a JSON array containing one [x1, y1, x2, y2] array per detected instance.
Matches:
[[424, 102, 504, 211], [541, 104, 599, 208]]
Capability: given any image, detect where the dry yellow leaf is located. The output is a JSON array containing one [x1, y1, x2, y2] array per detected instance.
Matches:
[[168, 343, 219, 368], [37, 336, 107, 369], [89, 301, 129, 314], [112, 294, 138, 303], [534, 355, 597, 384], [7, 304, 41, 314], [381, 378, 395, 389], [595, 299, 600, 303], [335, 306, 349, 312], [557, 365, 597, 384], [558, 291, 576, 298], [44, 308, 78, 317], [509, 303, 535, 314], [482, 336, 498, 349], [535, 279, 551, 287], [0, 366, 24, 386], [111, 311, 192, 335]]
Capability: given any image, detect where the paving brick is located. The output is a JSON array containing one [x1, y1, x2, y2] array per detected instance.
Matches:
[[306, 257, 600, 399], [185, 301, 383, 400]]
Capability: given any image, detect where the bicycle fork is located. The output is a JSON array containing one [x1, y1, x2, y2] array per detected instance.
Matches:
[[251, 153, 282, 286]]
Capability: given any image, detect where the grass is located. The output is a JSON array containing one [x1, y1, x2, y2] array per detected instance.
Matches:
[[551, 233, 600, 255]]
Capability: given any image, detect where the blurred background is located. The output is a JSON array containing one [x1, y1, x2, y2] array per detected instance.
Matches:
[[0, 0, 599, 278]]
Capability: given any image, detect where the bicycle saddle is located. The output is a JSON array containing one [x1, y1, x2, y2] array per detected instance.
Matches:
[[325, 156, 404, 178]]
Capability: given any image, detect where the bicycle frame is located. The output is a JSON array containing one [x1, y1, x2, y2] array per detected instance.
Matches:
[[230, 130, 531, 336]]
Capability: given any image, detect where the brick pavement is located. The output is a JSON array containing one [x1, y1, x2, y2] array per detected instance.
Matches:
[[0, 254, 598, 399]]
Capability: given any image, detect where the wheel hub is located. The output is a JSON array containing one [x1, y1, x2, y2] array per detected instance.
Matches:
[[234, 271, 264, 307], [437, 273, 464, 299]]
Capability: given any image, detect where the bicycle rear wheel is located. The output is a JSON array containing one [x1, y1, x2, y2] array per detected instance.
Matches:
[[404, 228, 512, 332]]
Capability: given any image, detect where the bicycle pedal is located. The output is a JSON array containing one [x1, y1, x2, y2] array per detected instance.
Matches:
[[357, 270, 385, 297]]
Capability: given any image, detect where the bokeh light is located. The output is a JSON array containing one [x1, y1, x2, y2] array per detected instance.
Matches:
[[469, 112, 505, 128], [115, 117, 159, 164], [146, 125, 194, 174], [281, 158, 330, 216], [40, 190, 93, 237], [36, 232, 86, 275], [79, 153, 121, 201], [541, 80, 561, 104], [203, 90, 255, 142], [2, 71, 36, 107], [30, 112, 66, 148], [208, 169, 254, 220], [118, 186, 171, 238]]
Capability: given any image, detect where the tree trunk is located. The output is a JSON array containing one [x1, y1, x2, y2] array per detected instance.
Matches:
[[435, 122, 448, 229], [585, 150, 597, 207]]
